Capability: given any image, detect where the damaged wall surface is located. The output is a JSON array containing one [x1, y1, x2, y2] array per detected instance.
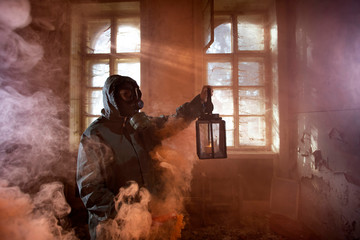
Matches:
[[293, 0, 360, 239], [1, 0, 360, 239]]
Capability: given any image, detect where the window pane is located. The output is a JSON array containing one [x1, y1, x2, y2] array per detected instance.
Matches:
[[87, 60, 109, 87], [116, 19, 140, 53], [213, 89, 233, 115], [239, 116, 266, 146], [207, 16, 232, 53], [87, 19, 111, 54], [239, 88, 265, 115], [203, 1, 212, 48], [115, 60, 140, 86], [207, 62, 232, 86], [237, 15, 264, 51], [86, 90, 103, 115], [238, 61, 264, 86], [222, 116, 234, 147]]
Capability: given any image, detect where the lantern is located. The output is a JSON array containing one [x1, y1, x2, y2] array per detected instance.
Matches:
[[196, 87, 227, 159]]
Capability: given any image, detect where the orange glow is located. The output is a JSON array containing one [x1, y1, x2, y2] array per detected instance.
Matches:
[[205, 143, 212, 154], [171, 214, 185, 240]]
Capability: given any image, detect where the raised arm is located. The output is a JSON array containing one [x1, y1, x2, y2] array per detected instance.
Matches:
[[151, 86, 212, 139]]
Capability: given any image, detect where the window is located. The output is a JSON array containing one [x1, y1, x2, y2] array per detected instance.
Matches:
[[84, 16, 141, 127], [205, 14, 272, 150], [70, 2, 140, 147]]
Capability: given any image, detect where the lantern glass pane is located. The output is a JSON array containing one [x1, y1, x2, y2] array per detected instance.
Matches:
[[212, 122, 220, 155], [198, 122, 213, 158], [213, 120, 227, 158]]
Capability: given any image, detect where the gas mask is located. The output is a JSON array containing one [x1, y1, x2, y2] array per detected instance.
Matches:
[[116, 81, 154, 132], [116, 82, 144, 117]]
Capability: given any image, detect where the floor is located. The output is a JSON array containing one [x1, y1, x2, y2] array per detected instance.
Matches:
[[180, 213, 317, 240], [181, 225, 288, 240]]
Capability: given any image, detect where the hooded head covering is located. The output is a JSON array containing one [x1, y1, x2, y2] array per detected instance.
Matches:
[[101, 75, 142, 119]]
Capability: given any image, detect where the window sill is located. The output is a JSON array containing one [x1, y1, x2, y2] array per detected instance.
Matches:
[[226, 150, 278, 160]]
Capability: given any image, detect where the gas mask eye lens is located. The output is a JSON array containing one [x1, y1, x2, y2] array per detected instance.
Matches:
[[119, 89, 133, 102]]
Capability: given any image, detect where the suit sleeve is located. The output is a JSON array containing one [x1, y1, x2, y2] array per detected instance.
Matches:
[[151, 94, 205, 139], [174, 94, 204, 121], [76, 135, 116, 222]]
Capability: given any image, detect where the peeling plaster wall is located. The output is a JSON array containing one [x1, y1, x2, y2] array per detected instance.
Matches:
[[294, 0, 360, 239]]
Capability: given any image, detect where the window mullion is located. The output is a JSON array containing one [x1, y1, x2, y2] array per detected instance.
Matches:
[[80, 17, 88, 134], [233, 14, 240, 148], [110, 17, 116, 75], [264, 13, 272, 149]]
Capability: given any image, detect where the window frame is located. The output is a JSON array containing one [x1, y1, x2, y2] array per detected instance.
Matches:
[[204, 12, 272, 152], [82, 15, 141, 129], [69, 2, 141, 149]]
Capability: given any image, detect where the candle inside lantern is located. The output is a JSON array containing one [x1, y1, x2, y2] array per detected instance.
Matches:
[[205, 143, 212, 154]]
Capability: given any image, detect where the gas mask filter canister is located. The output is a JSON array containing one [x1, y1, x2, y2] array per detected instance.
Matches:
[[134, 87, 144, 110]]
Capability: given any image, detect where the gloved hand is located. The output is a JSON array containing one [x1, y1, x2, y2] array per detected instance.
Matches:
[[200, 85, 213, 103]]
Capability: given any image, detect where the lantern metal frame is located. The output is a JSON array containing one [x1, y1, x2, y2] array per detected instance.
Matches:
[[196, 87, 227, 159]]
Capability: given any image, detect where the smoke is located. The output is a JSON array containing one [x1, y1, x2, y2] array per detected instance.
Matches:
[[97, 181, 153, 240], [149, 123, 198, 239], [95, 122, 198, 240], [0, 180, 76, 240], [0, 0, 77, 239], [150, 136, 196, 213], [0, 0, 42, 73], [0, 0, 31, 29], [0, 0, 31, 30], [0, 86, 69, 187], [0, 28, 43, 73]]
